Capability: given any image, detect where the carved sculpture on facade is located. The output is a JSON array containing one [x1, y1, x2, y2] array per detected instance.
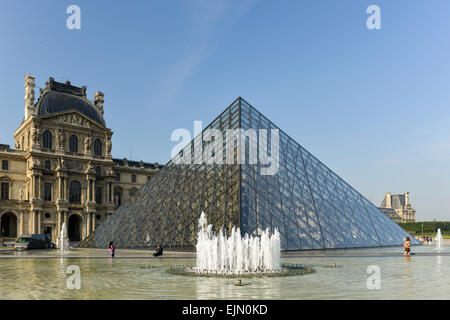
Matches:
[[105, 134, 112, 156], [57, 157, 66, 170], [56, 128, 65, 150], [84, 134, 93, 153], [32, 124, 41, 147], [33, 159, 42, 168], [106, 167, 114, 176], [86, 161, 95, 172], [24, 74, 35, 119], [94, 91, 104, 115]]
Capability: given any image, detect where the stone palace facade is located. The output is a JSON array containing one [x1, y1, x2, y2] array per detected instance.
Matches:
[[378, 192, 416, 222], [0, 75, 161, 244]]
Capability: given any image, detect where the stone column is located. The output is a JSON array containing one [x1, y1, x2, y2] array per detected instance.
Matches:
[[19, 211, 23, 236], [57, 177, 62, 201], [37, 211, 41, 234], [91, 212, 95, 232], [63, 178, 67, 201], [29, 210, 35, 234], [86, 212, 91, 236], [37, 176, 42, 200], [56, 210, 61, 238]]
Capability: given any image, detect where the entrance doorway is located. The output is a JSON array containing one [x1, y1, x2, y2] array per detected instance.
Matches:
[[0, 213, 17, 238], [68, 214, 82, 241]]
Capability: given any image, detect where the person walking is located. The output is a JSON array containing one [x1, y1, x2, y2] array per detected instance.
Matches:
[[108, 241, 116, 258], [403, 237, 411, 256]]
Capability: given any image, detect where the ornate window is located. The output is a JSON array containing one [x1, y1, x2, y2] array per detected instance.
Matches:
[[43, 130, 52, 149], [69, 135, 78, 153], [131, 174, 136, 183], [69, 181, 81, 203], [44, 160, 51, 170], [0, 182, 9, 200], [95, 186, 102, 204], [115, 172, 120, 181], [94, 139, 102, 156], [44, 183, 52, 201], [95, 166, 101, 176], [1, 160, 8, 170], [114, 189, 122, 206]]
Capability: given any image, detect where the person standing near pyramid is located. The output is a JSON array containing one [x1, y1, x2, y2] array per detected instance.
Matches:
[[403, 237, 411, 256], [108, 241, 116, 258]]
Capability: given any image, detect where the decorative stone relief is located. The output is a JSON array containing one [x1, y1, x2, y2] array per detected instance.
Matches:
[[67, 160, 82, 170], [57, 113, 92, 128]]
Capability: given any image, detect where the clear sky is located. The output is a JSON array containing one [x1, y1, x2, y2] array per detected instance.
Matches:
[[0, 1, 449, 221]]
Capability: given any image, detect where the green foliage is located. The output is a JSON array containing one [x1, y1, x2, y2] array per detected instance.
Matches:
[[398, 221, 450, 235]]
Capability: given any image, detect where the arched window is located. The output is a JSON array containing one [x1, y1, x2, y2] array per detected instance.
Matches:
[[43, 130, 52, 149], [69, 181, 81, 203], [69, 135, 78, 153], [94, 139, 102, 156]]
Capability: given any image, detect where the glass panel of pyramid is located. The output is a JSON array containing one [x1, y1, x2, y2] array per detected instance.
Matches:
[[86, 97, 419, 250]]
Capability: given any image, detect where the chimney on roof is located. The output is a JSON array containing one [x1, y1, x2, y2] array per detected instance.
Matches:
[[94, 91, 104, 115], [24, 74, 36, 120], [404, 192, 410, 206], [385, 192, 392, 208]]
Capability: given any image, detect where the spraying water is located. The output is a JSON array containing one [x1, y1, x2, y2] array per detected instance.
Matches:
[[435, 228, 444, 250], [195, 212, 281, 274], [60, 222, 70, 252]]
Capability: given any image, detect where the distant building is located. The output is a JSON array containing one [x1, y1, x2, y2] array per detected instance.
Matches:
[[0, 75, 162, 244], [379, 192, 416, 222]]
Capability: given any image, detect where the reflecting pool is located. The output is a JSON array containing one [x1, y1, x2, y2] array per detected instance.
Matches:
[[0, 245, 449, 299]]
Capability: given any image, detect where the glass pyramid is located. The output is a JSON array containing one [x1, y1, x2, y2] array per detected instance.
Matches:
[[88, 97, 419, 250]]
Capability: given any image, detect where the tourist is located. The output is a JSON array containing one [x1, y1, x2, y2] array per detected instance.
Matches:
[[153, 243, 163, 257], [429, 236, 432, 245], [108, 241, 116, 258], [403, 237, 411, 256]]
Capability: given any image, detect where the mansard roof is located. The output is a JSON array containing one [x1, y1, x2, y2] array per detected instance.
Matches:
[[35, 78, 105, 127]]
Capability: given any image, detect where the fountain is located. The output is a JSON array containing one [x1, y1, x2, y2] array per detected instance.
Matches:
[[60, 222, 70, 252], [168, 212, 312, 277], [435, 228, 444, 250]]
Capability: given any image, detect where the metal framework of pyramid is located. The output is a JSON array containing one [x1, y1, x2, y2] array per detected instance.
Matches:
[[87, 97, 418, 250]]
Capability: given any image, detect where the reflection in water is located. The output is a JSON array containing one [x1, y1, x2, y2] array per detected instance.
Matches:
[[0, 246, 449, 299]]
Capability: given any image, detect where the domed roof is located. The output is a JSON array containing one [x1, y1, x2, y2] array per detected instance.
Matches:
[[35, 78, 105, 126]]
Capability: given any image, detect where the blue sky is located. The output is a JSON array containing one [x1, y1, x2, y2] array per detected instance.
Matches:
[[0, 0, 449, 220]]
